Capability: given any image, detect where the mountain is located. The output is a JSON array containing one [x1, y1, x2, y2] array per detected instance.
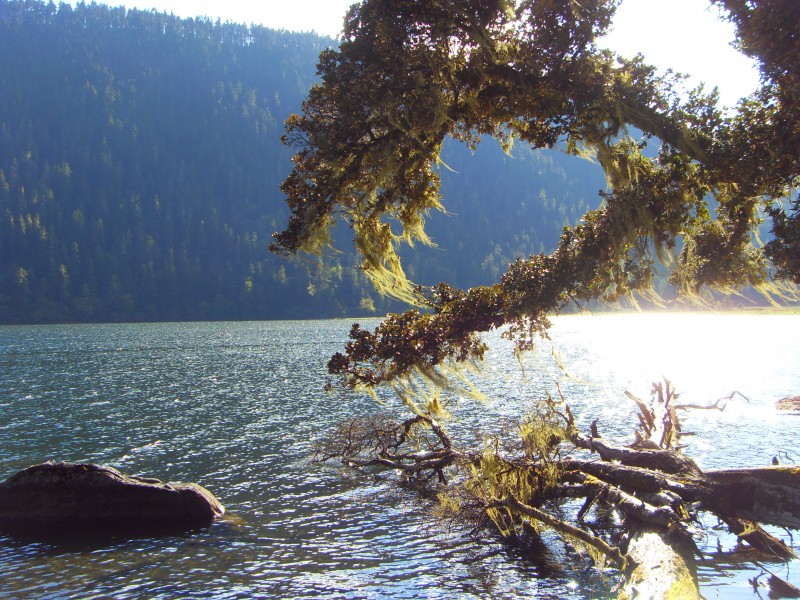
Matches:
[[0, 0, 605, 324]]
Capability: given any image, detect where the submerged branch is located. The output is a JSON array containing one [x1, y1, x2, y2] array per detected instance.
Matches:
[[490, 494, 628, 570], [723, 517, 797, 561]]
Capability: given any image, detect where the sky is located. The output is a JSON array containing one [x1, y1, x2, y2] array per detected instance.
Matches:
[[68, 0, 761, 107]]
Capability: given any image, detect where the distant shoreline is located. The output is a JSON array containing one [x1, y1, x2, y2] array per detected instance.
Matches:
[[1, 305, 799, 327], [557, 305, 800, 317]]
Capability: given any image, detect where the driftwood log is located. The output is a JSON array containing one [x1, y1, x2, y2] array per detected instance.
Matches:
[[777, 396, 800, 412], [314, 382, 800, 597]]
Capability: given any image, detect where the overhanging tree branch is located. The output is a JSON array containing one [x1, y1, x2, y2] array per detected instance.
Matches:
[[277, 0, 800, 594]]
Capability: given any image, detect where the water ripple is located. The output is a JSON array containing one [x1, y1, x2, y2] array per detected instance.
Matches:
[[1, 315, 798, 598]]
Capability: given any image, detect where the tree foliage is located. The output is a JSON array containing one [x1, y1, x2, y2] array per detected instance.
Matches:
[[275, 0, 799, 389]]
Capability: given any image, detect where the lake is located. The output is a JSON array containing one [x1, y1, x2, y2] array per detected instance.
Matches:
[[1, 313, 798, 598]]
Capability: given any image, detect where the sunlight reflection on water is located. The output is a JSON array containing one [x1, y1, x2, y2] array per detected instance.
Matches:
[[0, 313, 798, 598]]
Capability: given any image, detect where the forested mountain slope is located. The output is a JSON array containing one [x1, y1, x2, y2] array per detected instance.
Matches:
[[0, 0, 604, 323]]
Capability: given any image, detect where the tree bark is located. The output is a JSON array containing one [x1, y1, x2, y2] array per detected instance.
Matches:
[[700, 466, 800, 530], [571, 432, 701, 475]]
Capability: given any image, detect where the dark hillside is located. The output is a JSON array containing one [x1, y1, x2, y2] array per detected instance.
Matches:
[[0, 0, 604, 323]]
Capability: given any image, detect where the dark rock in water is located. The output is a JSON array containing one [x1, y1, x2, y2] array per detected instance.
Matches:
[[0, 462, 224, 535], [776, 396, 800, 412]]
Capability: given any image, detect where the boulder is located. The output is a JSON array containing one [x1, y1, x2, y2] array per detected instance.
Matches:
[[0, 462, 224, 533]]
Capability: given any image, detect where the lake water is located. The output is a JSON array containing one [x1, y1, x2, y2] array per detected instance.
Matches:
[[1, 313, 798, 598]]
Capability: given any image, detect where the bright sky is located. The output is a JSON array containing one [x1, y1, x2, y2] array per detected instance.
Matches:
[[70, 0, 761, 107], [600, 0, 760, 107]]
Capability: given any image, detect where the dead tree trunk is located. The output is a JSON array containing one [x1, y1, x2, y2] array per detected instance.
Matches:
[[701, 466, 800, 530]]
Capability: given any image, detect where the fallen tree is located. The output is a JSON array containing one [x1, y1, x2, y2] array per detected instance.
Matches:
[[271, 0, 800, 595], [314, 381, 799, 597]]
